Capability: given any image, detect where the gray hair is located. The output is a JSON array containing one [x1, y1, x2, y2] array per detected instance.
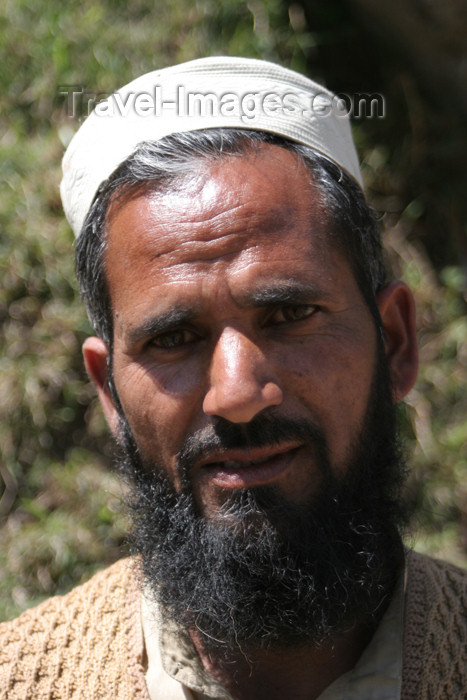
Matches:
[[75, 129, 386, 347]]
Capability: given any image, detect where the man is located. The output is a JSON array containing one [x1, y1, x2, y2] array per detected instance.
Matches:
[[1, 57, 466, 699]]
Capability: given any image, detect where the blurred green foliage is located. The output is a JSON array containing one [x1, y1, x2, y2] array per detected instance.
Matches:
[[1, 0, 466, 621]]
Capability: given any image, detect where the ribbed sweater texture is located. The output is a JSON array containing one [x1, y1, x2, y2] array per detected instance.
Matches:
[[0, 552, 465, 699]]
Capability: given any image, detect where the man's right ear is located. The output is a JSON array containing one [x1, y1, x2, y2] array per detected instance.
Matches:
[[82, 337, 120, 438]]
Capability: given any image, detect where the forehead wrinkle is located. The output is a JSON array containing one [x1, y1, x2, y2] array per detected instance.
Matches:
[[144, 195, 296, 258], [139, 163, 307, 255], [140, 214, 295, 271]]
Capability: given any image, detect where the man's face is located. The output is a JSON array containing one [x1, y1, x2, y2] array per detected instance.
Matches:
[[102, 145, 381, 517], [83, 143, 418, 650]]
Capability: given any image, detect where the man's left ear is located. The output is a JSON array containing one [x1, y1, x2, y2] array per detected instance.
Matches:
[[376, 281, 418, 402]]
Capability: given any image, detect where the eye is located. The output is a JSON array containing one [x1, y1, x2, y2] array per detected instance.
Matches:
[[150, 328, 198, 349], [269, 304, 318, 324]]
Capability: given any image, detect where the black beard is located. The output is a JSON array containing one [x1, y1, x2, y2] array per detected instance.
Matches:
[[116, 346, 408, 656]]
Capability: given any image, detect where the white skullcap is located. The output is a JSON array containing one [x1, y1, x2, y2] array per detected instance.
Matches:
[[61, 56, 363, 237]]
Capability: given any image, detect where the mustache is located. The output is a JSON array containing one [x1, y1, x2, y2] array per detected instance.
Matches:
[[176, 411, 329, 480]]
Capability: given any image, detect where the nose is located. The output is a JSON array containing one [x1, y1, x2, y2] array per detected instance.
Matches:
[[202, 328, 283, 423]]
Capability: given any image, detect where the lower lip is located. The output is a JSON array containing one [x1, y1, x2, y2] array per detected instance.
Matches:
[[202, 448, 299, 489]]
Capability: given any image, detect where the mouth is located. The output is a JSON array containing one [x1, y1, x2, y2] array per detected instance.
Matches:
[[197, 444, 302, 489]]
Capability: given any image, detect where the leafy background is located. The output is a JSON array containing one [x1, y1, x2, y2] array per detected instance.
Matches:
[[1, 0, 466, 620]]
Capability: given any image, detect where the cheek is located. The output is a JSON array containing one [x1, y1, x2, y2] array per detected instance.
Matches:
[[136, 352, 207, 396], [285, 342, 375, 463], [113, 359, 206, 476]]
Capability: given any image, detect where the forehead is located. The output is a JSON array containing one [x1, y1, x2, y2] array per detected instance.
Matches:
[[104, 145, 345, 321]]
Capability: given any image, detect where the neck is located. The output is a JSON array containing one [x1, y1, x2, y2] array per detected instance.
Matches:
[[190, 621, 376, 700]]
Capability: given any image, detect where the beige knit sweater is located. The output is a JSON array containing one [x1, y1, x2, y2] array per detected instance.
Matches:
[[0, 552, 466, 699]]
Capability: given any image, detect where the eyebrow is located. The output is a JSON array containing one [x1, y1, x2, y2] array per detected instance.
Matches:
[[125, 281, 333, 345], [125, 306, 201, 345], [238, 281, 333, 308]]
